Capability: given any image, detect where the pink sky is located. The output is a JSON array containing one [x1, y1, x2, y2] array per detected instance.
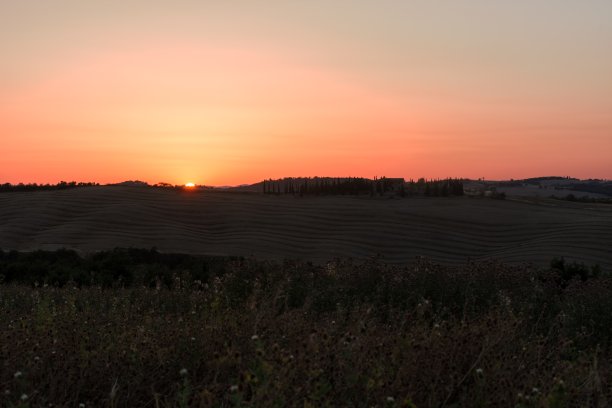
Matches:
[[1, 1, 611, 185]]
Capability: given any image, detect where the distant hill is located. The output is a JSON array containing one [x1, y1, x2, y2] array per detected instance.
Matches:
[[217, 183, 262, 192], [523, 176, 579, 183], [109, 180, 149, 187], [465, 177, 612, 198], [564, 180, 612, 197]]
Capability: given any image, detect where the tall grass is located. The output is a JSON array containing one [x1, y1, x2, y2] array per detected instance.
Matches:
[[0, 252, 610, 407]]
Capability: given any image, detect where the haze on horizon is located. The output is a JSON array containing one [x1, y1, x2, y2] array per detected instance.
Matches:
[[1, 1, 611, 186]]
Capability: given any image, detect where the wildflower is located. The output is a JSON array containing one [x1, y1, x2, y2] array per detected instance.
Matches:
[[34, 356, 40, 361], [14, 371, 22, 378], [475, 368, 483, 375], [532, 387, 540, 394], [230, 384, 239, 392], [21, 394, 28, 401], [387, 396, 395, 402], [251, 334, 259, 340], [180, 368, 188, 376], [79, 404, 85, 408], [190, 337, 196, 341]]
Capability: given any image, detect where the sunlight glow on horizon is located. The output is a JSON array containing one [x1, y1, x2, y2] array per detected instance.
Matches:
[[1, 1, 611, 185]]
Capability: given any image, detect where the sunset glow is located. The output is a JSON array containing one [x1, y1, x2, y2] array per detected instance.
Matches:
[[1, 1, 611, 185]]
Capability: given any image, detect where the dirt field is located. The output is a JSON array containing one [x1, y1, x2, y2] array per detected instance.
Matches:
[[1, 186, 610, 269]]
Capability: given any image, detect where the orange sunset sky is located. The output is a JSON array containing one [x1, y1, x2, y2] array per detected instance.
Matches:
[[1, 1, 611, 186]]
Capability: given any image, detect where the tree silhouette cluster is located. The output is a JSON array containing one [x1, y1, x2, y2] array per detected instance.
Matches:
[[262, 177, 464, 197], [0, 181, 99, 193], [408, 178, 465, 197], [152, 182, 213, 190], [262, 177, 404, 196]]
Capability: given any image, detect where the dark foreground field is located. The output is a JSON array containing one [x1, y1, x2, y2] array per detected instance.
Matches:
[[1, 186, 611, 270], [1, 249, 611, 407]]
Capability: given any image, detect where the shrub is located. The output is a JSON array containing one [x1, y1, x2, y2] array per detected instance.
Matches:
[[550, 257, 601, 287]]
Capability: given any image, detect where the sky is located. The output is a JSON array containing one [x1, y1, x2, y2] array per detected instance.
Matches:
[[1, 1, 611, 185]]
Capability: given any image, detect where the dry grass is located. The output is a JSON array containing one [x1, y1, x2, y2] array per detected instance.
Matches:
[[1, 257, 611, 407]]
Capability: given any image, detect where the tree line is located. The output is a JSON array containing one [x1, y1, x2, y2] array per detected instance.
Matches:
[[550, 194, 612, 204], [262, 177, 464, 197], [0, 181, 99, 193]]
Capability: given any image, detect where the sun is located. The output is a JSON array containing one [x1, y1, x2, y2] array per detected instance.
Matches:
[[184, 182, 196, 188]]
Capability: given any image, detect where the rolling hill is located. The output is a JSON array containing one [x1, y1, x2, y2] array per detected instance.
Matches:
[[0, 186, 610, 270]]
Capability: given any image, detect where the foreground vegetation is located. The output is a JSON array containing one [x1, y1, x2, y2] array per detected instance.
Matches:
[[0, 249, 610, 407]]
